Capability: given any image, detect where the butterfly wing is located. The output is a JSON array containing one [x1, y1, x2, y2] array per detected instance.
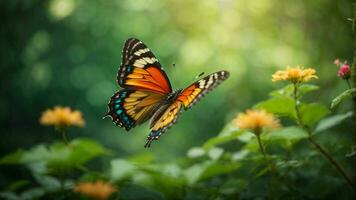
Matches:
[[145, 101, 183, 148], [106, 89, 166, 131], [117, 38, 172, 94], [144, 70, 230, 147], [178, 70, 230, 109]]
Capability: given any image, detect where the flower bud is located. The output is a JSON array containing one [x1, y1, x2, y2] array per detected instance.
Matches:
[[337, 64, 351, 79]]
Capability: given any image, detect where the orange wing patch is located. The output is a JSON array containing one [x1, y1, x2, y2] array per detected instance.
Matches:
[[177, 85, 202, 108], [124, 66, 171, 94], [177, 71, 230, 109]]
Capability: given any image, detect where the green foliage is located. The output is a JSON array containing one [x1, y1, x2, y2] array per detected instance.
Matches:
[[255, 97, 296, 118], [315, 111, 354, 134], [300, 103, 330, 126], [270, 84, 320, 98], [1, 0, 356, 199], [0, 138, 109, 175]]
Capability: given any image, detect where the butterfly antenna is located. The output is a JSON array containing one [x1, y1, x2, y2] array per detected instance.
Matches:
[[195, 72, 205, 79]]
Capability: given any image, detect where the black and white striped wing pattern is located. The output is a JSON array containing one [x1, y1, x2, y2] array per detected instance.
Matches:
[[177, 70, 230, 109], [116, 38, 172, 93]]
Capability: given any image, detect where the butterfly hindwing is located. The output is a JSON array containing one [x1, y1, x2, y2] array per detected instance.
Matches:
[[117, 38, 172, 94], [145, 101, 183, 148], [178, 70, 230, 109], [106, 89, 166, 131]]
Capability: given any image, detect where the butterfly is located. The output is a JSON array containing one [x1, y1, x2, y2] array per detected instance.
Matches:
[[104, 38, 230, 148]]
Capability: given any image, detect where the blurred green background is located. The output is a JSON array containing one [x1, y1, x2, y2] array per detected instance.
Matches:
[[0, 0, 354, 161]]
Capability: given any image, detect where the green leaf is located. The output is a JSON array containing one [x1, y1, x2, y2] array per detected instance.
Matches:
[[220, 179, 248, 195], [270, 84, 319, 98], [267, 126, 308, 149], [33, 175, 61, 192], [330, 88, 356, 109], [110, 159, 137, 181], [269, 127, 308, 141], [199, 162, 240, 181], [299, 84, 320, 95], [6, 180, 30, 192], [67, 138, 109, 166], [187, 147, 205, 158], [315, 111, 354, 133], [0, 191, 20, 200], [207, 147, 224, 160], [118, 184, 165, 200], [183, 161, 211, 185], [1, 138, 110, 175], [20, 187, 45, 200], [254, 97, 295, 118], [300, 103, 330, 126], [202, 130, 243, 150], [183, 161, 240, 185], [46, 138, 109, 173], [0, 149, 24, 165]]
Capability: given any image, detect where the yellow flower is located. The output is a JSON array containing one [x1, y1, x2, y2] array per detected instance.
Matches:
[[74, 181, 117, 200], [234, 109, 280, 134], [39, 106, 85, 128], [272, 66, 318, 83]]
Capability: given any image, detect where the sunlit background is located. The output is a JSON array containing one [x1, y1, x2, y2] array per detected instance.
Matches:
[[1, 0, 353, 161]]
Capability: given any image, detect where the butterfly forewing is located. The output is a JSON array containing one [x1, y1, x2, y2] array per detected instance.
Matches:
[[117, 38, 172, 94], [178, 70, 230, 109]]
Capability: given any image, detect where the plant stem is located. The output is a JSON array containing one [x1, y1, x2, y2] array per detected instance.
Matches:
[[293, 83, 303, 127], [60, 129, 69, 145], [293, 83, 356, 191], [308, 136, 356, 191], [346, 79, 356, 102], [256, 134, 268, 163], [256, 133, 274, 196]]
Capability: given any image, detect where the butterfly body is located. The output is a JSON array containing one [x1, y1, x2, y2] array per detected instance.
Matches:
[[105, 38, 229, 147]]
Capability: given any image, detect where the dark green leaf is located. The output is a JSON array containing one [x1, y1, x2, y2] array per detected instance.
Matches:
[[202, 130, 243, 150], [0, 149, 24, 165], [315, 111, 353, 133], [118, 184, 165, 200], [6, 180, 30, 192]]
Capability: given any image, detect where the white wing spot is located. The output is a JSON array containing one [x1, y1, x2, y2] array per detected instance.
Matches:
[[199, 79, 206, 88], [205, 75, 214, 88], [134, 48, 150, 56]]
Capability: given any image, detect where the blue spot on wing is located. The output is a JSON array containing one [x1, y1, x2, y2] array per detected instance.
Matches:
[[108, 89, 136, 130]]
